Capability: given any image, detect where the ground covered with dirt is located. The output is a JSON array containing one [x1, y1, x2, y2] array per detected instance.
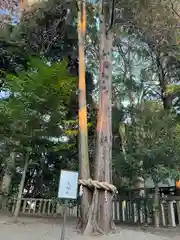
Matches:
[[0, 216, 179, 240]]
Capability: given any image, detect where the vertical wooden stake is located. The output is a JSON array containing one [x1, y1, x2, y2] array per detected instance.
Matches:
[[160, 202, 166, 226], [169, 201, 176, 227], [60, 200, 68, 240]]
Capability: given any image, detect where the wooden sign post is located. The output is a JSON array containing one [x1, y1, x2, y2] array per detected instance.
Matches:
[[58, 170, 79, 240]]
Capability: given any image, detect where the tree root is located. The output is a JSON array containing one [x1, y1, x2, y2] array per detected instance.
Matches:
[[83, 189, 99, 235], [96, 225, 105, 235], [76, 218, 82, 230], [83, 188, 116, 235], [111, 221, 118, 233], [111, 220, 116, 230]]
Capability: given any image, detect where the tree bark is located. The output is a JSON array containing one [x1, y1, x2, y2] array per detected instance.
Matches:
[[0, 152, 16, 208], [153, 185, 160, 228], [78, 0, 91, 229], [84, 3, 114, 234], [1, 169, 12, 195], [155, 53, 172, 110], [14, 153, 29, 221]]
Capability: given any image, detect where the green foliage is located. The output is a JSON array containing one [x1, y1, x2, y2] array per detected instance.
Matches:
[[115, 102, 180, 187], [12, 0, 77, 60], [0, 58, 78, 196], [1, 58, 77, 142]]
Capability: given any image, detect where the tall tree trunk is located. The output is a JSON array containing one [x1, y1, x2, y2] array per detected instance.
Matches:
[[78, 0, 91, 229], [0, 152, 16, 208], [14, 153, 29, 221], [153, 185, 160, 228], [84, 1, 114, 234]]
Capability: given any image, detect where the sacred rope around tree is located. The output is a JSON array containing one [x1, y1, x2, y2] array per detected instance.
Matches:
[[78, 179, 118, 195]]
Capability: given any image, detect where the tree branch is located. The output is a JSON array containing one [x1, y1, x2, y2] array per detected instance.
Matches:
[[108, 0, 116, 31], [170, 0, 180, 19]]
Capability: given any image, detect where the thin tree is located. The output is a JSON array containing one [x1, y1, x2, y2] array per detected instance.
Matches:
[[77, 0, 91, 229], [14, 152, 29, 221]]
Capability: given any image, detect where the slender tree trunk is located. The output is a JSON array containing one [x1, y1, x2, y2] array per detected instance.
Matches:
[[156, 53, 172, 110], [0, 170, 11, 209], [78, 0, 91, 229], [14, 154, 29, 221], [84, 2, 114, 234], [0, 152, 16, 208], [1, 169, 12, 195], [119, 123, 126, 155], [153, 185, 160, 228]]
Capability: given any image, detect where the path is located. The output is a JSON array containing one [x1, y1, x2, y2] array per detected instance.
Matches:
[[0, 216, 179, 240]]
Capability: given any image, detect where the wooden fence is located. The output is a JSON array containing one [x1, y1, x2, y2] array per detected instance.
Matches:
[[1, 196, 180, 227], [4, 198, 79, 218], [112, 196, 180, 227]]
